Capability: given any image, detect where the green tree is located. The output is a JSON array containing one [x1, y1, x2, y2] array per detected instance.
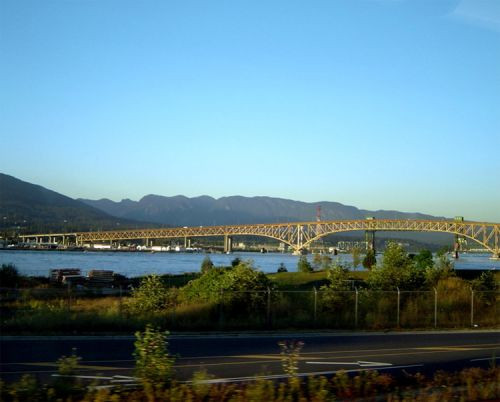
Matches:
[[297, 255, 313, 273], [320, 255, 333, 270], [134, 325, 174, 387], [200, 255, 214, 273], [351, 247, 362, 268], [425, 253, 455, 287], [0, 264, 21, 287], [312, 253, 322, 270], [319, 261, 352, 314], [471, 271, 497, 291], [368, 242, 424, 290], [127, 274, 174, 314], [312, 253, 332, 270], [413, 249, 434, 270], [362, 249, 376, 270], [181, 261, 271, 307], [322, 261, 351, 292], [277, 263, 288, 273]]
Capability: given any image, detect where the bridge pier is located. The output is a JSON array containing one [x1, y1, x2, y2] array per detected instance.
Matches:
[[184, 237, 191, 248], [224, 235, 233, 253], [365, 217, 376, 252]]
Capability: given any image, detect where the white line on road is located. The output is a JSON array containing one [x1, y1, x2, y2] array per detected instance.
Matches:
[[306, 361, 393, 367], [470, 357, 500, 362], [190, 364, 424, 385]]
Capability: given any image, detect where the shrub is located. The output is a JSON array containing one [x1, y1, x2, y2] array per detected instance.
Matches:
[[368, 242, 425, 290], [200, 255, 214, 273], [0, 264, 21, 287], [127, 274, 176, 314], [181, 261, 272, 321], [425, 253, 455, 287], [277, 263, 288, 273], [471, 271, 497, 291], [362, 249, 376, 270], [297, 255, 313, 273], [134, 325, 175, 387]]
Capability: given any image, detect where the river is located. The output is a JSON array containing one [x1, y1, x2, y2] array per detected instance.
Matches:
[[0, 249, 498, 278]]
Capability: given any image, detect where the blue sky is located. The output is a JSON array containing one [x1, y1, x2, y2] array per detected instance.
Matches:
[[1, 0, 499, 221]]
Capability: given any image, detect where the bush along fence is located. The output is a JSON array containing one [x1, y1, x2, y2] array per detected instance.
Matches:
[[1, 286, 498, 333]]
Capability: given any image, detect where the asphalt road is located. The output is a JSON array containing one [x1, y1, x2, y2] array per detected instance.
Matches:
[[1, 331, 498, 385]]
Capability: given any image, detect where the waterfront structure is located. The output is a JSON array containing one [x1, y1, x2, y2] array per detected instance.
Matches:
[[19, 219, 500, 258]]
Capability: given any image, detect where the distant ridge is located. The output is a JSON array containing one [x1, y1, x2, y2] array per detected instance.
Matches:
[[0, 173, 155, 233], [0, 173, 452, 245], [79, 194, 452, 246], [80, 193, 444, 227]]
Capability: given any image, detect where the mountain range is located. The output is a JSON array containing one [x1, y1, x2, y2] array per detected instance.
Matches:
[[1, 173, 451, 245], [80, 194, 442, 226], [0, 173, 152, 232]]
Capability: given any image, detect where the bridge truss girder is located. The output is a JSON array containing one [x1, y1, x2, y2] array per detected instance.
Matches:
[[21, 219, 500, 257]]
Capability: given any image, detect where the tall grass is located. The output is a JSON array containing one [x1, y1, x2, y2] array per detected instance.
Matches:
[[1, 277, 498, 333], [1, 365, 499, 401]]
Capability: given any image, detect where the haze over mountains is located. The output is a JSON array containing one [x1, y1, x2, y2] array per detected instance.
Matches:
[[1, 173, 451, 244], [80, 194, 443, 227], [0, 173, 151, 232], [79, 194, 451, 246]]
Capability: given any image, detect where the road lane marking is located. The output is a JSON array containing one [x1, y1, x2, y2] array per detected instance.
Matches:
[[21, 362, 129, 371], [176, 343, 500, 360], [3, 343, 498, 374], [232, 354, 323, 361], [3, 343, 497, 367], [189, 364, 425, 385], [306, 361, 392, 367], [470, 357, 500, 362], [416, 347, 479, 351], [174, 347, 499, 369]]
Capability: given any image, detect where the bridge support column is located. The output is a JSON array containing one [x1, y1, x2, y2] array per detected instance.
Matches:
[[365, 217, 376, 252], [184, 237, 191, 248], [453, 216, 465, 258], [365, 230, 375, 252], [224, 235, 233, 253]]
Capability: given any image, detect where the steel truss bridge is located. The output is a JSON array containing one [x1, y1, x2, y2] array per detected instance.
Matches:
[[20, 219, 500, 257]]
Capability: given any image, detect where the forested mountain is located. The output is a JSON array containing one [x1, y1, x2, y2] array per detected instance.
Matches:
[[81, 194, 442, 227], [0, 173, 153, 233], [0, 173, 452, 245], [80, 194, 453, 245]]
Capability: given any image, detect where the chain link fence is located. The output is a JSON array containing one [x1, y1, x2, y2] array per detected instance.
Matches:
[[1, 286, 498, 332]]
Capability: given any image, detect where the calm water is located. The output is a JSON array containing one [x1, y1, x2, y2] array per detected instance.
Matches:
[[1, 250, 498, 278]]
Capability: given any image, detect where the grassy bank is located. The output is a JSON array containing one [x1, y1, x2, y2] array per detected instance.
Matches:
[[1, 255, 498, 334], [1, 283, 498, 334]]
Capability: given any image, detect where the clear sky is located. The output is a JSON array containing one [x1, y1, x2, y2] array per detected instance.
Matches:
[[1, 0, 499, 221]]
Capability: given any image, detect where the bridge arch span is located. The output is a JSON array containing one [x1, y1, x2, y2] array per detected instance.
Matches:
[[21, 219, 500, 258], [302, 227, 495, 255]]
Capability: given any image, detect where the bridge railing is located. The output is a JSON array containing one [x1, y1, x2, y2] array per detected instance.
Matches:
[[1, 287, 498, 332]]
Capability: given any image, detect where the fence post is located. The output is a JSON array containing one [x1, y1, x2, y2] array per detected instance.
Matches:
[[266, 287, 271, 327], [119, 285, 123, 316], [67, 282, 71, 313], [313, 287, 318, 324], [219, 289, 224, 328], [470, 287, 474, 327], [355, 287, 359, 328], [433, 287, 437, 329], [396, 287, 400, 328]]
